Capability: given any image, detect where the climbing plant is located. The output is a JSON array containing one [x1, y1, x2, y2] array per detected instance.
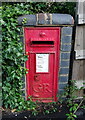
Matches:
[[2, 2, 76, 110], [2, 3, 28, 110]]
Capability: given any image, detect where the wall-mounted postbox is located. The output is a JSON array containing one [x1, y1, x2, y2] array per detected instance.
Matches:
[[18, 13, 74, 102], [24, 27, 60, 102]]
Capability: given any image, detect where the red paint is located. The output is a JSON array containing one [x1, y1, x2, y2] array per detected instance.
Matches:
[[24, 27, 60, 102]]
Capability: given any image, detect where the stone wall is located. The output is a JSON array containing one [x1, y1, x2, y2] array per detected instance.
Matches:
[[59, 27, 73, 94]]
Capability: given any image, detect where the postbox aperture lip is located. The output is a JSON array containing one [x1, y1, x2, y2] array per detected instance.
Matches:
[[31, 41, 54, 45]]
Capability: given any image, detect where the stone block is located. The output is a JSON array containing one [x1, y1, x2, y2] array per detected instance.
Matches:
[[58, 89, 64, 94], [61, 35, 72, 43], [61, 52, 70, 59], [59, 76, 68, 82], [59, 83, 68, 89], [61, 44, 71, 51], [17, 15, 37, 26], [59, 68, 69, 74], [52, 14, 74, 25], [60, 60, 70, 67], [62, 27, 72, 35]]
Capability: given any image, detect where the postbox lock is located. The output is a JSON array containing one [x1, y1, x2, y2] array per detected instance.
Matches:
[[39, 32, 46, 37]]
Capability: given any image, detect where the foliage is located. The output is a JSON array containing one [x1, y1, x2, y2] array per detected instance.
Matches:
[[2, 2, 76, 112], [27, 101, 60, 116], [2, 3, 32, 110], [59, 80, 84, 120], [24, 2, 76, 17], [35, 102, 58, 115]]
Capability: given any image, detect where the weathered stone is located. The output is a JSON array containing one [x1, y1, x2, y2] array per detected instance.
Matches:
[[60, 60, 70, 67], [59, 76, 68, 82], [59, 68, 69, 74], [62, 27, 73, 35], [59, 83, 68, 89], [17, 15, 36, 26], [61, 35, 72, 43], [17, 13, 74, 26], [52, 14, 74, 25], [61, 44, 71, 51], [61, 52, 70, 59]]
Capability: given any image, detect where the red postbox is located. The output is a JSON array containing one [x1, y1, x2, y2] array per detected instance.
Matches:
[[24, 27, 60, 102]]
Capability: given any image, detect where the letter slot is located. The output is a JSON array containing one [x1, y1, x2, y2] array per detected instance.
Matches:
[[30, 40, 54, 47]]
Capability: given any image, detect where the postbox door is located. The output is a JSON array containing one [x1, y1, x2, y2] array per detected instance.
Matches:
[[25, 27, 60, 102], [29, 53, 55, 102]]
